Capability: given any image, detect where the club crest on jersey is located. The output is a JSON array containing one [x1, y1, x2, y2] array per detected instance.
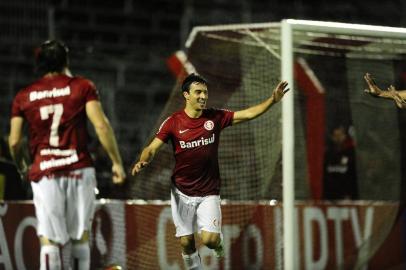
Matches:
[[204, 120, 214, 131]]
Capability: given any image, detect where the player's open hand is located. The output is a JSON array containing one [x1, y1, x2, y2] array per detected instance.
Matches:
[[272, 81, 289, 103], [131, 161, 149, 175], [388, 85, 406, 109], [112, 163, 126, 184], [364, 73, 382, 97]]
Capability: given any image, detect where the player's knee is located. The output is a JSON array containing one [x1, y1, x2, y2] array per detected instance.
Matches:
[[201, 233, 220, 249], [179, 235, 196, 253]]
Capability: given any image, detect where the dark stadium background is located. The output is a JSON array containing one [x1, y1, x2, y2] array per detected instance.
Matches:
[[1, 0, 405, 198]]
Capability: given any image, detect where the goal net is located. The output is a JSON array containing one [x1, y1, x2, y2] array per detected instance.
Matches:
[[129, 20, 406, 269]]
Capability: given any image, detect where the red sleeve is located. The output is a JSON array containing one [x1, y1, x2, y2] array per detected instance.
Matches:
[[156, 116, 173, 143], [218, 109, 234, 129], [11, 93, 24, 118], [81, 78, 99, 102]]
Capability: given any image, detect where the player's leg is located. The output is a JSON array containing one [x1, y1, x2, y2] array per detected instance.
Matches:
[[31, 176, 68, 270], [200, 231, 222, 249], [196, 195, 224, 258], [71, 231, 91, 270], [180, 234, 202, 270], [66, 167, 96, 270], [171, 187, 202, 270], [180, 234, 197, 254], [200, 231, 224, 258], [39, 237, 62, 270]]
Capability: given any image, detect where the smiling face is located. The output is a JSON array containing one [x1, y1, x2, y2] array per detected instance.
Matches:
[[184, 82, 208, 112]]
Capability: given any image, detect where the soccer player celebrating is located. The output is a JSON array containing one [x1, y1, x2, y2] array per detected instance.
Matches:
[[8, 40, 126, 270], [132, 73, 288, 270], [364, 72, 406, 108]]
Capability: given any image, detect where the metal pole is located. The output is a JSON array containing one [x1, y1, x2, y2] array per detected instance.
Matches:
[[281, 19, 296, 270]]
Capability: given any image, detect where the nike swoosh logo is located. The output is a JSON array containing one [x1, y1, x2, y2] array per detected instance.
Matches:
[[179, 129, 189, 134]]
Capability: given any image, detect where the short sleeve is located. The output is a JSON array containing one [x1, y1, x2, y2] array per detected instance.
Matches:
[[82, 79, 99, 102], [218, 109, 234, 129], [156, 116, 173, 143], [11, 93, 24, 118]]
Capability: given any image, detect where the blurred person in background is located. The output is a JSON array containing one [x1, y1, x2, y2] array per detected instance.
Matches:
[[132, 73, 288, 270], [8, 40, 126, 270], [323, 125, 358, 200]]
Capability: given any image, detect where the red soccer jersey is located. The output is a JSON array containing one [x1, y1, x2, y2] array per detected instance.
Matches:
[[11, 74, 98, 181], [156, 108, 234, 196]]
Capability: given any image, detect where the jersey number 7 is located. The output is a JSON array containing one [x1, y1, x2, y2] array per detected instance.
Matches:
[[39, 104, 64, 147]]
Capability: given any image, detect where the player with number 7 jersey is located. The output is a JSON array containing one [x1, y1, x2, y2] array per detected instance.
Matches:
[[11, 74, 98, 181], [9, 40, 125, 270]]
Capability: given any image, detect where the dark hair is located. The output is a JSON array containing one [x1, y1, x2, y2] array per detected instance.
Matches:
[[35, 40, 69, 75], [181, 73, 207, 93]]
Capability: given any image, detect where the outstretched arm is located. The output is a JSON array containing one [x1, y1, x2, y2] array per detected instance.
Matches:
[[232, 80, 289, 125], [387, 85, 406, 109], [86, 100, 126, 184], [364, 73, 406, 99], [364, 73, 406, 108], [8, 116, 29, 178], [131, 138, 164, 175]]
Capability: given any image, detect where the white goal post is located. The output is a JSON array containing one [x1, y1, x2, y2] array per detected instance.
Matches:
[[281, 19, 406, 270], [185, 19, 406, 270]]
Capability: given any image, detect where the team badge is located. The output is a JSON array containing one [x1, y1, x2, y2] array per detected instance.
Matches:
[[204, 120, 214, 131]]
